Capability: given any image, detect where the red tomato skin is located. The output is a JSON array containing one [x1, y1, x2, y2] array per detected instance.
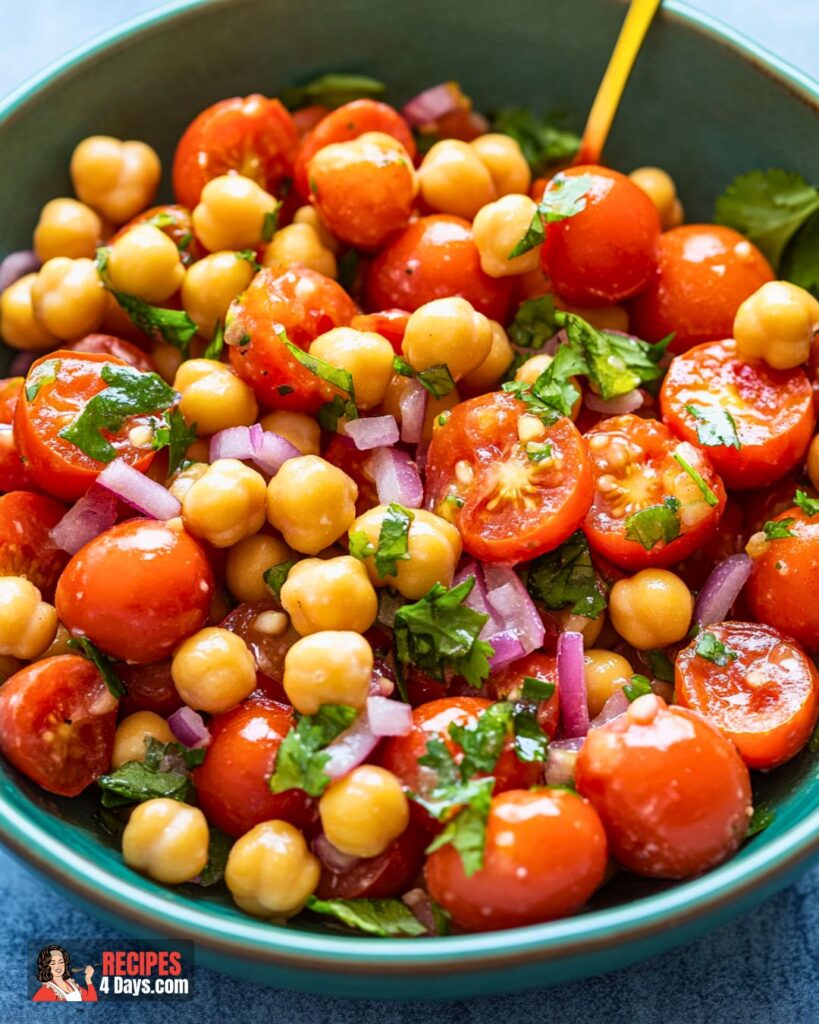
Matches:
[[349, 309, 409, 353], [425, 788, 608, 931], [365, 215, 512, 322], [67, 334, 157, 373], [172, 95, 299, 209], [118, 661, 184, 718], [628, 225, 774, 352], [488, 652, 561, 738], [322, 434, 379, 516], [660, 340, 814, 489], [193, 698, 313, 838], [0, 378, 35, 491], [219, 600, 300, 691], [576, 695, 752, 879], [56, 519, 213, 664], [315, 824, 428, 900], [0, 655, 118, 797], [0, 490, 68, 599]]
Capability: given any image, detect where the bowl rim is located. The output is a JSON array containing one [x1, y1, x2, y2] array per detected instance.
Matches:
[[0, 0, 818, 975]]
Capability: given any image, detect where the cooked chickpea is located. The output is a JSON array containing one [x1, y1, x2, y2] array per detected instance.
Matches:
[[171, 626, 256, 713], [554, 295, 630, 333], [225, 533, 294, 603], [29, 257, 107, 340], [628, 166, 681, 230], [472, 194, 541, 277], [283, 630, 373, 714], [70, 135, 161, 224], [293, 204, 339, 253], [182, 251, 256, 339], [309, 327, 394, 410], [225, 820, 319, 918], [266, 455, 357, 554], [470, 134, 531, 197], [259, 410, 320, 456], [122, 798, 209, 884], [263, 222, 337, 278], [418, 139, 496, 220], [379, 374, 461, 444], [584, 649, 635, 718], [0, 274, 57, 351], [319, 766, 409, 858], [0, 577, 58, 659], [33, 198, 103, 261], [515, 352, 553, 385], [36, 622, 74, 660], [609, 569, 694, 650], [734, 281, 819, 370], [112, 711, 175, 769], [173, 358, 258, 435], [182, 458, 267, 547], [151, 340, 185, 384], [192, 174, 278, 252], [168, 460, 208, 502], [106, 224, 185, 304], [403, 297, 493, 382], [552, 608, 606, 647], [281, 556, 378, 635], [350, 505, 462, 600], [461, 321, 514, 393]]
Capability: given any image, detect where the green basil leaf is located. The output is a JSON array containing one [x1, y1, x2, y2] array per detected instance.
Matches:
[[304, 895, 427, 937], [66, 636, 125, 699], [624, 496, 681, 551], [269, 705, 358, 797]]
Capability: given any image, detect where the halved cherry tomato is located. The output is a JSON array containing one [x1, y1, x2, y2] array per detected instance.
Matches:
[[660, 340, 814, 490], [67, 334, 157, 373], [488, 651, 561, 738], [676, 621, 819, 770], [425, 392, 594, 563], [0, 490, 68, 600], [582, 414, 726, 570], [293, 99, 416, 201], [0, 378, 36, 492], [226, 266, 357, 410], [576, 694, 752, 878], [172, 95, 299, 209], [219, 600, 298, 699], [315, 824, 428, 900], [365, 215, 512, 322], [109, 204, 205, 267], [193, 698, 313, 837], [425, 788, 608, 930], [0, 655, 118, 797], [539, 165, 660, 307], [628, 225, 774, 351], [118, 661, 184, 719], [56, 519, 213, 664], [322, 434, 379, 516], [349, 309, 409, 353]]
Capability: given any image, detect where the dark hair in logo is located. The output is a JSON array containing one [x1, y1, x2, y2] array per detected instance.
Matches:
[[36, 945, 72, 983]]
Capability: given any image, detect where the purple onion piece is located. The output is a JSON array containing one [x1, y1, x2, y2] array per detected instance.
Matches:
[[0, 250, 40, 293], [482, 563, 545, 654], [370, 446, 423, 508], [96, 459, 181, 520], [323, 714, 379, 778], [589, 687, 629, 729], [344, 414, 400, 451], [694, 553, 752, 627], [49, 486, 119, 555], [168, 706, 211, 748], [402, 83, 462, 127], [585, 389, 644, 415], [366, 695, 412, 736], [399, 379, 427, 443], [557, 631, 589, 738]]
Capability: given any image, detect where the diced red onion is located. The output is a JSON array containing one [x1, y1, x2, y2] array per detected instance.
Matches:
[[544, 746, 579, 786], [370, 446, 423, 508], [9, 351, 36, 377], [454, 560, 497, 623], [399, 379, 427, 444], [589, 687, 629, 729], [0, 249, 40, 292], [367, 695, 413, 736], [557, 631, 589, 738], [487, 630, 526, 670], [694, 553, 752, 627], [168, 706, 211, 749], [210, 424, 299, 476], [97, 459, 181, 520], [402, 888, 440, 934], [323, 714, 379, 779], [344, 415, 399, 451], [369, 674, 395, 698], [549, 736, 585, 752], [49, 485, 119, 554], [585, 389, 644, 415], [402, 82, 463, 127], [313, 833, 362, 873], [483, 564, 546, 655]]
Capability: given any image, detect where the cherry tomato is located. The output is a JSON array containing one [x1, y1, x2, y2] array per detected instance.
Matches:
[[576, 694, 752, 878], [742, 472, 808, 539], [226, 266, 357, 410], [67, 334, 157, 373], [676, 621, 819, 770], [425, 393, 593, 563], [0, 379, 37, 492], [425, 788, 607, 930], [660, 340, 814, 490], [193, 698, 313, 837], [539, 166, 660, 307], [293, 99, 416, 201], [118, 661, 184, 718], [56, 519, 213, 664], [488, 652, 561, 738], [291, 104, 330, 138], [315, 824, 428, 900], [0, 490, 69, 600], [0, 655, 118, 797], [628, 225, 774, 351], [172, 95, 299, 209], [365, 215, 512, 322], [582, 414, 726, 570], [349, 309, 409, 353], [322, 434, 379, 516], [109, 204, 205, 266], [219, 600, 299, 696], [675, 498, 744, 591]]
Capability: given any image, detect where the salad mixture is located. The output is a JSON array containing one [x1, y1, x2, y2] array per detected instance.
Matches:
[[0, 76, 818, 938]]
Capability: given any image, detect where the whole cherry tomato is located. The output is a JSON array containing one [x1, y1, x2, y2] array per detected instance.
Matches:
[[291, 104, 330, 138], [67, 334, 157, 373], [425, 788, 608, 930], [315, 824, 428, 900], [0, 655, 118, 797], [576, 694, 752, 878], [425, 393, 594, 563], [488, 651, 561, 738], [0, 490, 68, 600], [56, 519, 213, 664], [108, 204, 205, 266], [118, 661, 185, 718], [219, 600, 299, 698], [349, 309, 409, 353]]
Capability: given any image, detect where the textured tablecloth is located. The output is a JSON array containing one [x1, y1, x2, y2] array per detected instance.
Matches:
[[1, 2, 817, 1021]]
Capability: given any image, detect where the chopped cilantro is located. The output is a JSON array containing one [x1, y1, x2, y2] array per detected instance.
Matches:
[[193, 828, 233, 887], [66, 636, 125, 699], [624, 496, 681, 551], [304, 895, 426, 937], [521, 676, 556, 702], [526, 530, 606, 618], [502, 341, 584, 424], [109, 290, 198, 353], [263, 560, 296, 600], [337, 249, 360, 292], [511, 707, 549, 763], [781, 209, 819, 297], [685, 404, 742, 449], [448, 702, 513, 775], [643, 649, 675, 683], [269, 704, 358, 797], [763, 519, 795, 540], [348, 531, 376, 562], [281, 73, 386, 111], [317, 394, 354, 433], [695, 631, 738, 666], [146, 211, 176, 230], [202, 320, 225, 360], [623, 674, 652, 702], [150, 408, 197, 477], [794, 489, 819, 517], [417, 364, 456, 399], [235, 249, 262, 271], [747, 802, 776, 837], [261, 203, 282, 243], [392, 355, 415, 377], [490, 107, 580, 176], [559, 313, 670, 399], [509, 173, 594, 257], [285, 337, 358, 426], [97, 739, 194, 808], [525, 441, 553, 463], [673, 450, 718, 507], [24, 358, 61, 402], [372, 503, 414, 578], [507, 294, 561, 350]]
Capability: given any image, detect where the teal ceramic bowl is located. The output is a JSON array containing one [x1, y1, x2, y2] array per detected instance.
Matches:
[[0, 0, 817, 1001]]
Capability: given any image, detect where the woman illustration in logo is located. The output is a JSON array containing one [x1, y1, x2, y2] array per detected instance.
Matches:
[[32, 945, 98, 1002]]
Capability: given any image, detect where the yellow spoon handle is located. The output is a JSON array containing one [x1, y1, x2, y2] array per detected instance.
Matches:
[[576, 0, 663, 165]]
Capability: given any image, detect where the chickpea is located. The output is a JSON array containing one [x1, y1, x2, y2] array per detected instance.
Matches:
[[0, 577, 58, 659], [266, 455, 357, 555], [807, 436, 819, 493], [461, 321, 514, 393], [609, 569, 694, 650], [151, 340, 185, 384], [350, 505, 462, 600], [552, 608, 606, 647], [33, 197, 103, 261], [259, 410, 320, 456], [263, 223, 337, 278], [168, 461, 208, 502], [403, 297, 493, 382], [628, 166, 682, 230], [293, 204, 339, 253], [470, 134, 531, 197], [70, 135, 161, 224], [281, 556, 378, 635], [283, 630, 373, 714], [584, 649, 635, 718], [171, 626, 256, 713], [472, 194, 542, 278], [319, 765, 409, 858], [192, 174, 278, 252], [173, 359, 257, 436], [225, 820, 319, 918], [182, 458, 267, 547], [29, 257, 107, 340], [554, 295, 630, 333], [418, 140, 496, 220], [309, 327, 394, 410], [734, 281, 819, 370], [37, 622, 74, 660], [106, 224, 185, 304], [226, 533, 294, 603], [112, 711, 175, 769], [0, 274, 57, 351], [122, 798, 209, 884], [182, 251, 256, 339]]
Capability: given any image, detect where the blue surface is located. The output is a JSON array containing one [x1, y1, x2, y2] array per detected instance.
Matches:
[[2, 1, 818, 1021]]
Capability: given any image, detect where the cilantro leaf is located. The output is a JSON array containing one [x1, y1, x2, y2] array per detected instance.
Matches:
[[235, 249, 262, 271], [24, 358, 61, 402], [348, 530, 376, 562], [281, 73, 386, 111], [417, 364, 456, 399], [448, 702, 513, 775], [624, 496, 681, 551], [111, 292, 198, 352], [392, 355, 414, 377], [781, 210, 819, 297], [261, 203, 282, 243], [521, 676, 556, 702], [373, 503, 414, 578], [66, 636, 125, 698], [263, 559, 296, 600], [695, 631, 738, 666], [424, 778, 494, 877], [193, 828, 233, 887], [673, 450, 718, 507], [304, 895, 426, 937], [623, 674, 652, 702], [491, 107, 580, 176], [284, 337, 358, 425], [643, 649, 675, 683], [511, 707, 549, 763], [526, 530, 606, 618], [502, 341, 584, 424], [507, 294, 561, 351], [203, 320, 225, 360], [97, 742, 191, 808], [685, 405, 742, 449], [763, 519, 795, 540], [338, 249, 359, 292], [559, 314, 669, 399], [794, 489, 819, 517], [269, 705, 358, 797], [747, 802, 776, 837], [317, 395, 355, 433], [509, 173, 594, 257], [151, 407, 197, 477]]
